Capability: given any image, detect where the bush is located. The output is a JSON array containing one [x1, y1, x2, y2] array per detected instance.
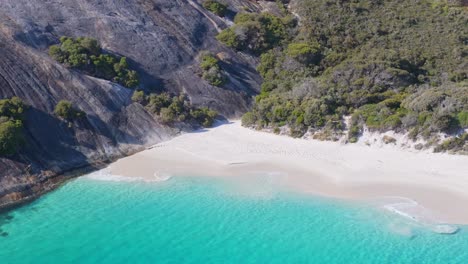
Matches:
[[457, 111, 468, 128], [200, 54, 220, 71], [0, 97, 26, 156], [54, 100, 84, 121], [434, 133, 468, 153], [236, 0, 468, 148], [49, 36, 139, 88], [241, 111, 256, 127], [160, 107, 176, 124], [217, 12, 289, 54], [191, 107, 218, 127], [147, 93, 172, 114], [202, 0, 228, 17], [0, 97, 25, 120], [199, 53, 227, 86], [432, 114, 457, 133], [131, 90, 146, 104], [0, 120, 23, 156], [286, 42, 322, 65], [216, 28, 241, 50], [137, 92, 219, 127]]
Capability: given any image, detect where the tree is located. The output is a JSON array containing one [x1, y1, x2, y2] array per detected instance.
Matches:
[[199, 53, 227, 86], [202, 0, 228, 17], [0, 120, 23, 156], [160, 107, 176, 124], [0, 97, 25, 120], [49, 36, 139, 88], [216, 28, 241, 50], [241, 112, 256, 127], [286, 42, 322, 64], [54, 100, 84, 121], [131, 90, 146, 104], [49, 45, 66, 63]]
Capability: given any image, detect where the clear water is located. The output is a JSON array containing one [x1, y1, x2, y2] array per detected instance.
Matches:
[[0, 176, 467, 264]]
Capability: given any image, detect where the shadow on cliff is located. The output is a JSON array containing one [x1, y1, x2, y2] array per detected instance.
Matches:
[[20, 107, 90, 169], [6, 107, 140, 171], [221, 60, 260, 96], [85, 113, 142, 146]]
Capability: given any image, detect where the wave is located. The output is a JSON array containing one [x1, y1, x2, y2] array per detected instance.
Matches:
[[84, 168, 172, 183], [84, 169, 145, 182], [152, 171, 172, 182], [377, 196, 459, 235]]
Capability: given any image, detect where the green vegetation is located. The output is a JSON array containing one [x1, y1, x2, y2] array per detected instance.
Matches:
[[132, 91, 218, 128], [199, 53, 227, 87], [49, 37, 139, 88], [221, 0, 467, 152], [54, 100, 85, 121], [0, 97, 26, 156], [434, 133, 468, 153], [216, 12, 294, 55], [202, 0, 228, 17], [286, 42, 322, 65]]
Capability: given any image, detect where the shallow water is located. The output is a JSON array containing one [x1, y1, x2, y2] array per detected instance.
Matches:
[[0, 175, 467, 264]]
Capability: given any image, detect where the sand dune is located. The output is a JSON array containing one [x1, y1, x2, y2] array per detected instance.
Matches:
[[109, 121, 468, 225]]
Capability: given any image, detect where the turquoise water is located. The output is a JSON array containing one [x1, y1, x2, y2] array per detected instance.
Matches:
[[0, 176, 467, 264]]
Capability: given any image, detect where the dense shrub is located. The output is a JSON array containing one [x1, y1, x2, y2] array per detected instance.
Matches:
[[131, 90, 146, 105], [241, 111, 256, 127], [199, 53, 227, 87], [286, 42, 322, 65], [133, 92, 218, 128], [231, 0, 468, 149], [54, 100, 85, 121], [217, 12, 291, 54], [0, 97, 25, 120], [434, 133, 468, 153], [191, 107, 218, 127], [0, 120, 24, 156], [457, 112, 468, 128], [49, 37, 139, 88], [0, 97, 26, 156], [202, 0, 228, 17]]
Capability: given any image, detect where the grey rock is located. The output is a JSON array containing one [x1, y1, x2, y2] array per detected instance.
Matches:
[[0, 0, 262, 208]]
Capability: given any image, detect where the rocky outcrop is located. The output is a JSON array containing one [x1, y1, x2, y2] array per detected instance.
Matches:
[[0, 0, 262, 208]]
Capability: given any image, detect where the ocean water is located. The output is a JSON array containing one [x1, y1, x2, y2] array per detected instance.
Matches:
[[0, 175, 467, 264]]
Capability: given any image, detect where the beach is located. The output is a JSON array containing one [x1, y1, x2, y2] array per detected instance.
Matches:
[[108, 121, 468, 225]]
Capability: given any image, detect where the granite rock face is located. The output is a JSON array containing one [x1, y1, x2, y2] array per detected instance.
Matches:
[[0, 0, 262, 207]]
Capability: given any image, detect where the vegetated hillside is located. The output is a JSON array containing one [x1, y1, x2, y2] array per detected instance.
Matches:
[[239, 0, 468, 152], [0, 0, 263, 208]]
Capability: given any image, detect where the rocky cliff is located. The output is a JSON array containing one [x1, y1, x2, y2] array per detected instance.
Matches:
[[0, 0, 262, 208]]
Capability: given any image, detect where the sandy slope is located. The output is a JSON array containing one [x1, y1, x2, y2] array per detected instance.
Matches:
[[109, 121, 468, 225]]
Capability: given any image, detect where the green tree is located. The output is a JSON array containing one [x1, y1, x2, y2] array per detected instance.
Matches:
[[286, 42, 322, 64], [202, 0, 228, 17], [0, 120, 23, 156], [49, 36, 139, 88], [199, 53, 227, 86], [54, 100, 84, 121], [216, 28, 241, 50], [160, 107, 176, 124], [132, 90, 146, 104]]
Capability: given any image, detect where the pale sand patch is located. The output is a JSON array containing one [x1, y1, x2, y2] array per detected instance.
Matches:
[[109, 121, 468, 225]]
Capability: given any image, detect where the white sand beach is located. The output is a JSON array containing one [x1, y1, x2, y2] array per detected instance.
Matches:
[[108, 121, 468, 226]]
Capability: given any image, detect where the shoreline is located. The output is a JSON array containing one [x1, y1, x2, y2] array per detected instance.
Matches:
[[106, 120, 468, 226]]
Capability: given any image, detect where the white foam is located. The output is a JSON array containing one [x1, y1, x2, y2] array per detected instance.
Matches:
[[377, 196, 459, 235], [84, 168, 172, 183], [382, 197, 420, 221], [84, 169, 145, 182], [152, 171, 172, 182], [431, 225, 459, 235]]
